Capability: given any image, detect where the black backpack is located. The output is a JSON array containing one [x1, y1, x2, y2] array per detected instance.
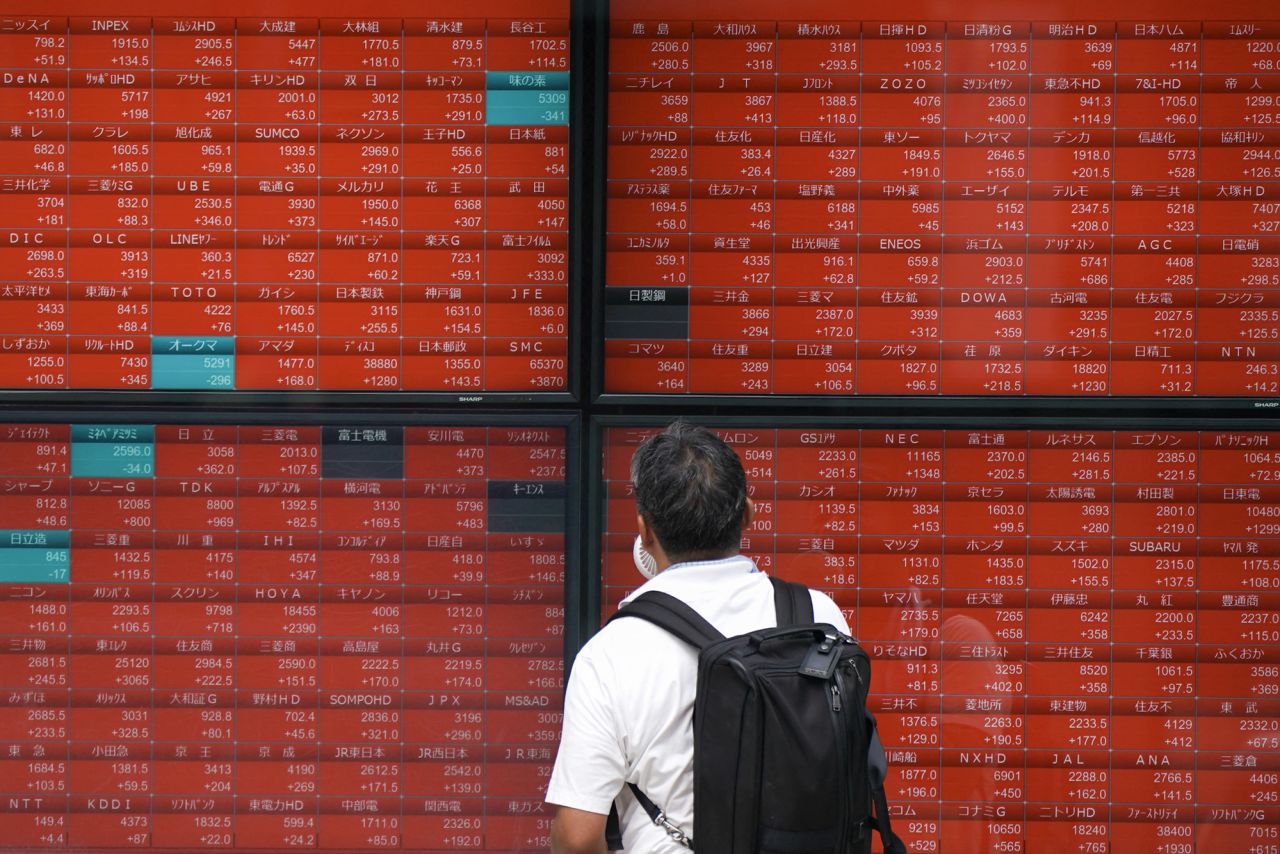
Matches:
[[604, 576, 906, 854]]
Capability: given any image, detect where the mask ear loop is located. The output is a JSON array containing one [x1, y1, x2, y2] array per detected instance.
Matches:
[[633, 534, 658, 579]]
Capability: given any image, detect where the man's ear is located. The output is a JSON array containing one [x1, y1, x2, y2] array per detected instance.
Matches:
[[637, 513, 658, 549], [743, 497, 756, 530]]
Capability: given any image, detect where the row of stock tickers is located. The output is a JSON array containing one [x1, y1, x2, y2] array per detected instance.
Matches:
[[602, 426, 1280, 853], [0, 4, 570, 391], [0, 422, 569, 850], [603, 1, 1280, 396]]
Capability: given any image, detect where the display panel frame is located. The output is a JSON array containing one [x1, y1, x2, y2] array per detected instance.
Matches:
[[0, 0, 590, 405], [585, 410, 1280, 852], [0, 404, 582, 852], [589, 0, 1280, 410]]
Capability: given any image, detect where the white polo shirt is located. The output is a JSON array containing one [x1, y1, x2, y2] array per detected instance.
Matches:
[[545, 555, 850, 853]]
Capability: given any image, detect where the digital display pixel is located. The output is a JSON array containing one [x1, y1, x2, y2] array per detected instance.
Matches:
[[601, 424, 1280, 853], [0, 419, 568, 850], [0, 1, 569, 393], [602, 0, 1280, 397]]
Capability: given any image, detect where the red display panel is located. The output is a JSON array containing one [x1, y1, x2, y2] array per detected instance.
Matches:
[[601, 425, 1280, 852], [603, 0, 1280, 396], [0, 420, 567, 851], [0, 1, 569, 393]]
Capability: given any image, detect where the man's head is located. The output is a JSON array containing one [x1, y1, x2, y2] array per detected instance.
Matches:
[[630, 421, 752, 567]]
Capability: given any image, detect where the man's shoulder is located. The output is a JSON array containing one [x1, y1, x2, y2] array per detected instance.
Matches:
[[576, 612, 693, 669], [608, 569, 846, 639]]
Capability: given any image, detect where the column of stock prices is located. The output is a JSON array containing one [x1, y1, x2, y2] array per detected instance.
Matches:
[[602, 425, 1280, 853], [603, 0, 1280, 396], [0, 421, 569, 850], [0, 3, 569, 392]]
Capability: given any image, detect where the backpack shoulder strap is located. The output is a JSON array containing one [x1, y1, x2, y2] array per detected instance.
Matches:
[[865, 708, 907, 854], [769, 575, 814, 626], [604, 592, 714, 851], [606, 783, 694, 851], [608, 590, 724, 649]]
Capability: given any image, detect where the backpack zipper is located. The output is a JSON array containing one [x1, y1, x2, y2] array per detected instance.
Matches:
[[830, 670, 850, 852], [844, 656, 873, 840]]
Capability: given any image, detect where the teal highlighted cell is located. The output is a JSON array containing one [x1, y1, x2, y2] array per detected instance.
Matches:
[[151, 335, 235, 388], [151, 336, 235, 355], [485, 71, 570, 90], [72, 444, 154, 477], [485, 70, 568, 126], [152, 354, 236, 390], [0, 552, 71, 583], [71, 425, 154, 478], [69, 425, 154, 444], [486, 89, 568, 126], [0, 530, 70, 583], [0, 530, 70, 548]]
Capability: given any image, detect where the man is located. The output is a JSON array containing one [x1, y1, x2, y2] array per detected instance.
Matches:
[[546, 422, 851, 854]]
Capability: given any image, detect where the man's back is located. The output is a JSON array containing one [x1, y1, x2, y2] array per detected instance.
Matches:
[[546, 555, 849, 854]]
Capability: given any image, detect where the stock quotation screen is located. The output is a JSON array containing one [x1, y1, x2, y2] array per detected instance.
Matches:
[[0, 420, 569, 851], [0, 2, 569, 393], [603, 0, 1280, 397], [601, 425, 1280, 853]]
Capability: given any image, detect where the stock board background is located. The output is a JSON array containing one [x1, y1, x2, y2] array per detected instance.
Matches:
[[1, 0, 1279, 851], [0, 1, 570, 393], [603, 0, 1280, 398], [601, 424, 1280, 854], [0, 418, 569, 851]]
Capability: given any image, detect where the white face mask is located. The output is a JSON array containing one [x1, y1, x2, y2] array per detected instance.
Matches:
[[633, 534, 658, 579]]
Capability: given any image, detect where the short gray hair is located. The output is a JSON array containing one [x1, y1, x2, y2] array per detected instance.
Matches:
[[630, 422, 747, 561]]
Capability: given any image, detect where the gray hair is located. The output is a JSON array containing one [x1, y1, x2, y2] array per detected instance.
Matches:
[[630, 422, 748, 561]]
